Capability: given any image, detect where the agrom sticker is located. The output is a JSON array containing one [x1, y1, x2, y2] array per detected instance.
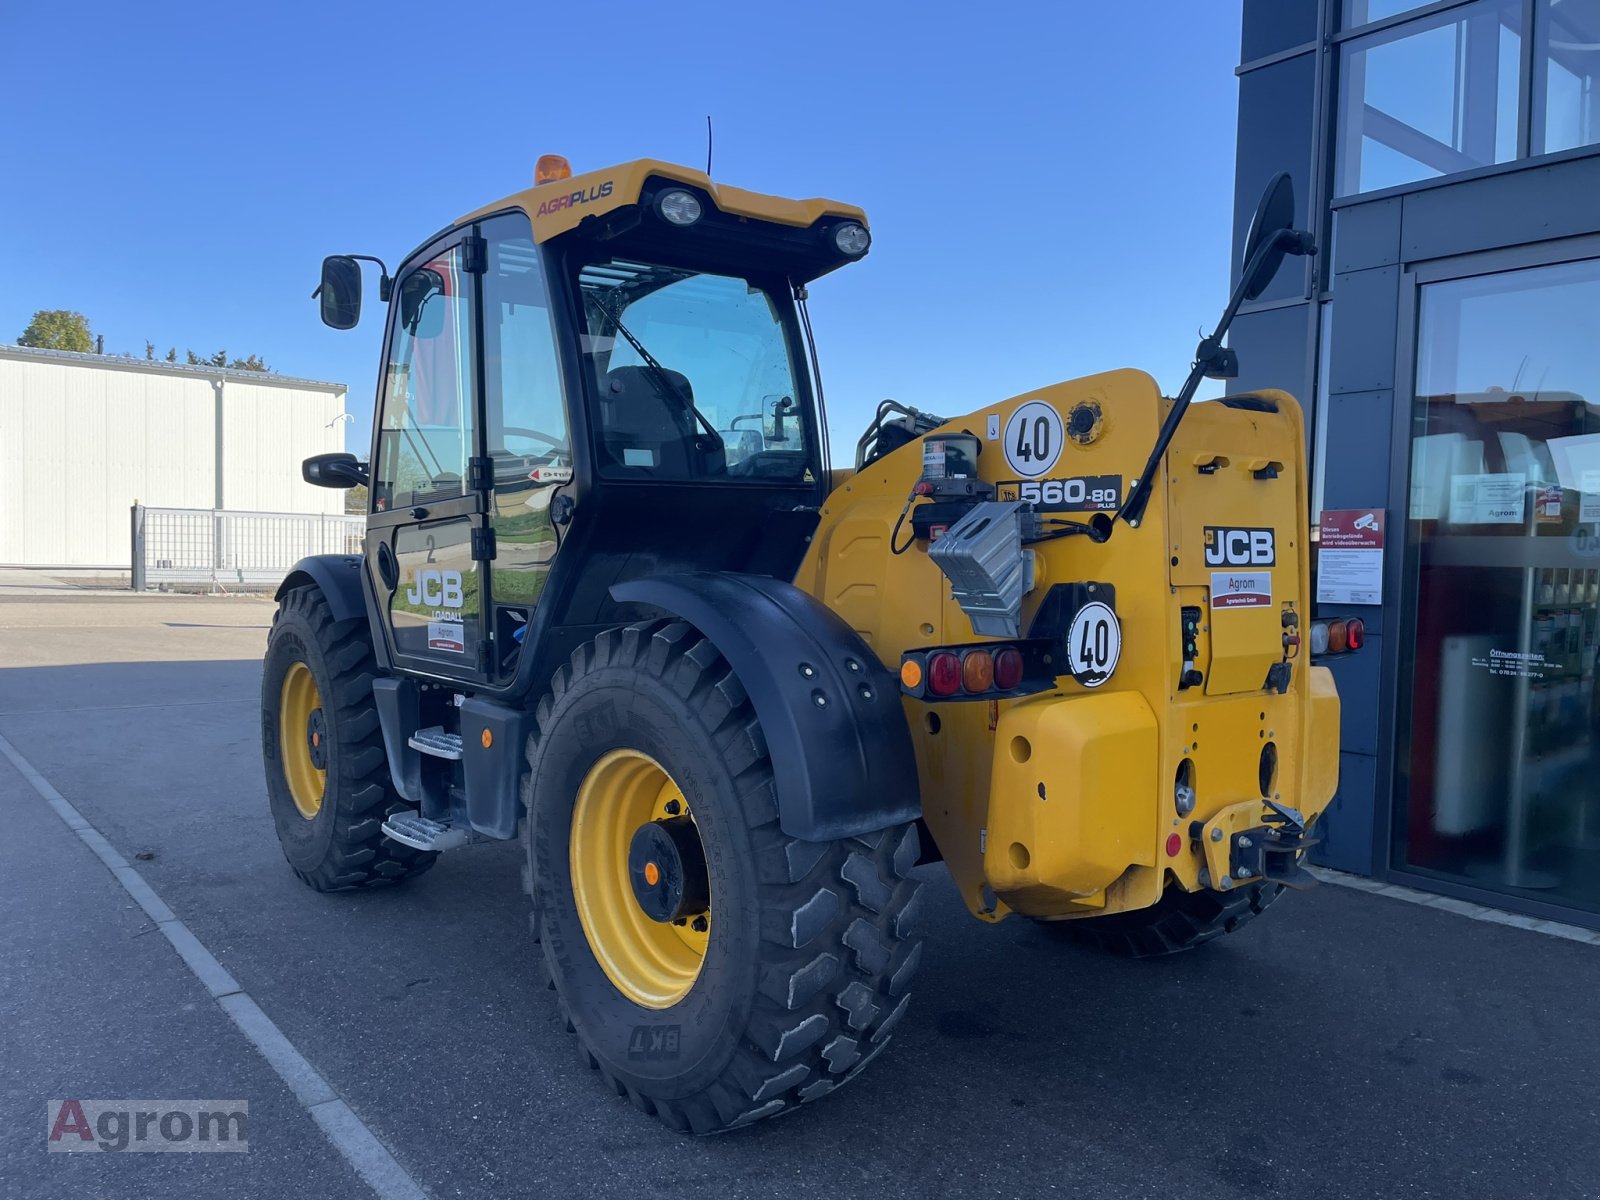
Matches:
[[1211, 571, 1272, 610], [428, 621, 466, 653], [1066, 601, 1121, 687]]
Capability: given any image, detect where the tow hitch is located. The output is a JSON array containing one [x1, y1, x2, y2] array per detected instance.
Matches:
[[1195, 798, 1319, 893]]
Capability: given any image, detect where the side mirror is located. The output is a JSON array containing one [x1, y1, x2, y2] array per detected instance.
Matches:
[[317, 256, 363, 329], [303, 452, 369, 489], [1239, 172, 1314, 301]]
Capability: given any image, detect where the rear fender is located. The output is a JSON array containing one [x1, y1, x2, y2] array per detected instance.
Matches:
[[610, 573, 921, 841]]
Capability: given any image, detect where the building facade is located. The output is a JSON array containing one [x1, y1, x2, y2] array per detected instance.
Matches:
[[0, 346, 347, 569], [1233, 0, 1600, 925]]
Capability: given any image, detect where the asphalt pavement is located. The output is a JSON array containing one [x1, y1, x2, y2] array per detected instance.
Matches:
[[4, 593, 1600, 1200]]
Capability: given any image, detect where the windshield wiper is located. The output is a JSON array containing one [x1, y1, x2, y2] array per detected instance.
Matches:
[[604, 308, 724, 446]]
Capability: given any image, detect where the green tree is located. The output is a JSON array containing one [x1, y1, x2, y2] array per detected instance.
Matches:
[[18, 310, 93, 352], [185, 348, 270, 372]]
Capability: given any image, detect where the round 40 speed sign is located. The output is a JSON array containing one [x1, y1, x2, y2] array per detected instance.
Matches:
[[1065, 601, 1121, 687], [1003, 400, 1064, 479]]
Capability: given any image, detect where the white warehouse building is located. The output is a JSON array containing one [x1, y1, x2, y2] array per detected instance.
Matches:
[[0, 345, 349, 573]]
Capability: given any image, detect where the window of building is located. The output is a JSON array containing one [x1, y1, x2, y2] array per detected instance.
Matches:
[[1400, 255, 1600, 913], [1344, 0, 1437, 26], [1337, 0, 1524, 196], [1536, 0, 1600, 153]]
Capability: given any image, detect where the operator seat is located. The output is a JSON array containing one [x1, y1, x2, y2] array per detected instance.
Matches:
[[599, 365, 696, 476]]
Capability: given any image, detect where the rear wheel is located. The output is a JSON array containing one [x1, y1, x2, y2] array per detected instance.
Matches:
[[262, 586, 436, 891], [1053, 881, 1285, 958], [522, 620, 923, 1133]]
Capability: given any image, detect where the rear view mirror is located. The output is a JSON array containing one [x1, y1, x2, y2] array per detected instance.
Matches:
[[318, 256, 363, 329], [303, 452, 368, 489], [1240, 173, 1301, 301]]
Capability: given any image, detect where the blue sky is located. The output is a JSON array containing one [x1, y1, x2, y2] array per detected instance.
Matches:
[[1, 1, 1244, 455]]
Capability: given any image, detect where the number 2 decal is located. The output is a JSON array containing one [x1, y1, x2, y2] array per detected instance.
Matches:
[[1002, 401, 1064, 479]]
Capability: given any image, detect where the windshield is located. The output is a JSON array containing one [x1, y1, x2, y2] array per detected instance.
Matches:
[[576, 258, 814, 483]]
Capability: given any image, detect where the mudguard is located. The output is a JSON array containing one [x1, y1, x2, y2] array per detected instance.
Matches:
[[276, 555, 366, 624], [611, 573, 921, 842]]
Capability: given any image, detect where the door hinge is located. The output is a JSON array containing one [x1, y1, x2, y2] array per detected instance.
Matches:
[[468, 455, 494, 491], [461, 235, 487, 275], [472, 526, 497, 562]]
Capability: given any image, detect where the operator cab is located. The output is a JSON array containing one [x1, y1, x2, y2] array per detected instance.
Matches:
[[308, 156, 872, 704]]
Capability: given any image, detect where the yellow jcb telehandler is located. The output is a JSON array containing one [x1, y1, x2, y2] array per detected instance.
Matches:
[[265, 153, 1346, 1132]]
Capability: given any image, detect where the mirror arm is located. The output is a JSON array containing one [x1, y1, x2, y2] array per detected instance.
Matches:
[[343, 254, 393, 302], [1118, 228, 1315, 528]]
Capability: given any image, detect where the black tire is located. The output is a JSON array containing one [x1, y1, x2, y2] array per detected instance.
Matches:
[[1051, 881, 1285, 958], [261, 586, 437, 891], [521, 620, 923, 1134]]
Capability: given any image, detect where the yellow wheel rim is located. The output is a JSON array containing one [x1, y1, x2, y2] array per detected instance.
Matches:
[[279, 661, 327, 820], [570, 749, 710, 1009]]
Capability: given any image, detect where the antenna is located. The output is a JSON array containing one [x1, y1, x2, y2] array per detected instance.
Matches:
[[705, 115, 714, 176]]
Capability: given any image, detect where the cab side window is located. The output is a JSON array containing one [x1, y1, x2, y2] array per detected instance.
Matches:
[[482, 213, 569, 499], [373, 245, 477, 513], [481, 213, 569, 669]]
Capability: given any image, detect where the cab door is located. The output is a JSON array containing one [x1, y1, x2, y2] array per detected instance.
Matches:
[[366, 234, 492, 682]]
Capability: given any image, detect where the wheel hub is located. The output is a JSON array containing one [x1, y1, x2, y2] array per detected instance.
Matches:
[[305, 708, 328, 770], [628, 817, 709, 924]]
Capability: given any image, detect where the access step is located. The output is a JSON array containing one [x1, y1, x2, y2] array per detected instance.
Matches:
[[381, 811, 471, 852], [408, 727, 463, 760]]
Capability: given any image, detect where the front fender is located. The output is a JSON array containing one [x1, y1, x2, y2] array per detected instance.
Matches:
[[276, 555, 365, 623], [610, 573, 920, 841]]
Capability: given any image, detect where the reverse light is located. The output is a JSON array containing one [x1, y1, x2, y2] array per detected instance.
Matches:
[[832, 222, 871, 257], [535, 154, 572, 185], [656, 189, 704, 226], [927, 652, 962, 697]]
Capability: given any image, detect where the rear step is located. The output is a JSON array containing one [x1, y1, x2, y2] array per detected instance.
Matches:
[[382, 811, 471, 852], [408, 727, 463, 760]]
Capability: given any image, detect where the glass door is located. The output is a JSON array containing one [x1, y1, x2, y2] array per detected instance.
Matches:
[[1398, 252, 1600, 912]]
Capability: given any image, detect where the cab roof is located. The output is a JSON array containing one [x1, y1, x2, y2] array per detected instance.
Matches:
[[459, 158, 868, 244]]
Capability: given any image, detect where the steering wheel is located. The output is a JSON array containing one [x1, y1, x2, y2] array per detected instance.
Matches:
[[502, 426, 570, 456]]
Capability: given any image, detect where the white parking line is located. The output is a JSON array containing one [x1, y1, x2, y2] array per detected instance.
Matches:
[[1307, 864, 1600, 946], [0, 729, 430, 1200]]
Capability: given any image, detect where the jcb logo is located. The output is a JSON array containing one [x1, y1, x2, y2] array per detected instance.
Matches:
[[1204, 526, 1276, 567], [405, 569, 463, 609]]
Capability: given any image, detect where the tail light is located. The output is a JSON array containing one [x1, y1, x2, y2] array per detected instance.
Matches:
[[1309, 616, 1364, 657], [993, 647, 1025, 690], [902, 641, 1051, 701], [927, 651, 963, 697]]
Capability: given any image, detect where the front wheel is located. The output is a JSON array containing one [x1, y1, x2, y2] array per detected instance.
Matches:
[[522, 621, 923, 1133], [261, 586, 436, 891]]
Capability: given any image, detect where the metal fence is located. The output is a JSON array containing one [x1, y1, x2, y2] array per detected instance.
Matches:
[[131, 505, 364, 590]]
